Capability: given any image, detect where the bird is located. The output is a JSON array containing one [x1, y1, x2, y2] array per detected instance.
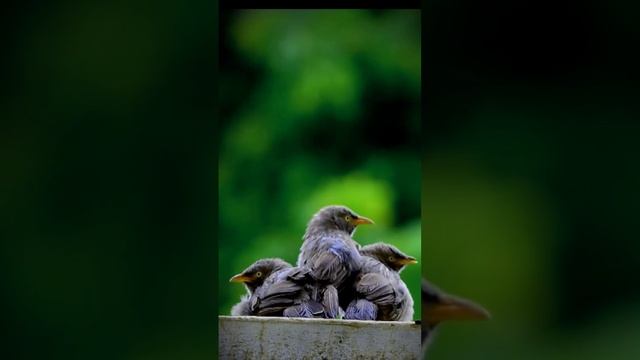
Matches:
[[229, 258, 324, 317], [421, 279, 491, 356], [251, 265, 326, 318], [229, 258, 291, 316], [297, 205, 374, 318], [344, 242, 417, 321]]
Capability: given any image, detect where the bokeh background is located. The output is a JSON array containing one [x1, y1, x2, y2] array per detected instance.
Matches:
[[219, 10, 422, 318], [424, 1, 640, 359], [2, 1, 216, 359], [5, 1, 638, 359]]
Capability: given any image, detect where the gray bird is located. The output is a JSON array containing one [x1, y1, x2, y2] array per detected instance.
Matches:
[[421, 279, 490, 356], [251, 266, 325, 317], [297, 205, 374, 318], [345, 242, 417, 321], [229, 258, 291, 316], [229, 258, 324, 318]]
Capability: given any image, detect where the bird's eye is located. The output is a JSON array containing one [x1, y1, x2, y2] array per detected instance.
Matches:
[[388, 256, 395, 262], [256, 271, 262, 278], [344, 215, 351, 222]]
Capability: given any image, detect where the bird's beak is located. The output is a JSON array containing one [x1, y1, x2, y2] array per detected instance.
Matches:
[[400, 257, 418, 265], [424, 293, 491, 325], [229, 273, 252, 283], [353, 216, 374, 225]]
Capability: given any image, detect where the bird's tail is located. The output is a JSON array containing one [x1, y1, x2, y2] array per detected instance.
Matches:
[[322, 285, 342, 319], [344, 298, 378, 320]]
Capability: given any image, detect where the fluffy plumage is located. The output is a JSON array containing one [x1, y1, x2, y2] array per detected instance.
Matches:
[[229, 258, 323, 318], [230, 294, 252, 316], [345, 242, 416, 321], [297, 205, 374, 318], [250, 266, 324, 317]]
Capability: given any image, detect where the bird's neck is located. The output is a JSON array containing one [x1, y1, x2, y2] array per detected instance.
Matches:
[[304, 225, 354, 239], [245, 283, 259, 294]]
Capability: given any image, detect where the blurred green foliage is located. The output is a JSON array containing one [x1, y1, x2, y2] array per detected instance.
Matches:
[[424, 114, 640, 360], [219, 10, 421, 318], [424, 0, 640, 354], [2, 1, 216, 359]]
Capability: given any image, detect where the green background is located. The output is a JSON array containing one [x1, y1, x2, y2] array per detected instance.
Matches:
[[1, 1, 216, 359], [3, 2, 639, 359], [424, 1, 640, 359], [219, 10, 422, 318]]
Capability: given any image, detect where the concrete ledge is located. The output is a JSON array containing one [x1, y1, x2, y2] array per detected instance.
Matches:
[[219, 316, 421, 359]]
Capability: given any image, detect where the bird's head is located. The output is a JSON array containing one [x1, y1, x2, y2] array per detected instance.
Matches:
[[421, 281, 491, 357], [229, 258, 291, 293], [306, 205, 374, 236], [422, 279, 491, 329], [360, 242, 418, 272]]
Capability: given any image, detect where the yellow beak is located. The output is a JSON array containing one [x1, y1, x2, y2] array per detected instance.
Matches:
[[353, 216, 374, 225], [229, 273, 252, 283], [424, 294, 491, 325], [400, 257, 418, 265]]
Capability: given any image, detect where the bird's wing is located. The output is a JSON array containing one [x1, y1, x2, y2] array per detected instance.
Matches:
[[253, 280, 303, 316], [391, 280, 414, 321], [345, 298, 378, 320], [283, 300, 325, 318], [355, 273, 396, 306], [286, 267, 313, 283], [311, 251, 348, 283], [306, 233, 361, 284]]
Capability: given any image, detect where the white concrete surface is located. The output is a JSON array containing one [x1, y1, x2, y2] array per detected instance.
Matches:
[[219, 316, 421, 359]]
